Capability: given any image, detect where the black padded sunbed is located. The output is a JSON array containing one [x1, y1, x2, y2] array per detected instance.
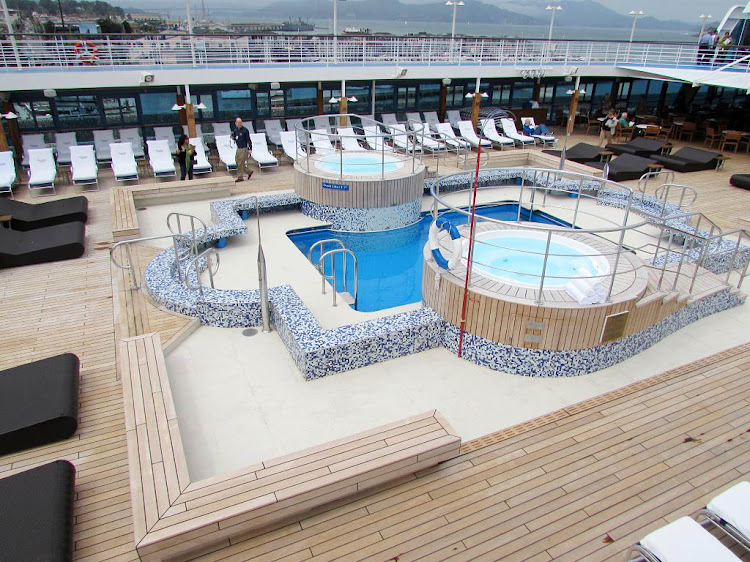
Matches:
[[585, 153, 657, 182], [0, 221, 85, 268], [651, 147, 721, 173], [605, 137, 666, 159], [0, 196, 88, 231], [730, 174, 750, 190], [0, 353, 79, 455], [543, 142, 604, 164], [0, 460, 75, 562]]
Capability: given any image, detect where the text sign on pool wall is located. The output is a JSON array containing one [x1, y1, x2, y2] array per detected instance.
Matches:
[[322, 181, 350, 191]]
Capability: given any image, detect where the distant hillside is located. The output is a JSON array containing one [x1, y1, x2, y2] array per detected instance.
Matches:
[[262, 0, 541, 26]]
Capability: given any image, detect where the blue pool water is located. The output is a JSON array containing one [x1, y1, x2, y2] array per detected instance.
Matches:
[[316, 153, 402, 175], [287, 203, 568, 312]]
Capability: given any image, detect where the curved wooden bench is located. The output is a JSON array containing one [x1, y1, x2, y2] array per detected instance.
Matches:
[[118, 333, 461, 561]]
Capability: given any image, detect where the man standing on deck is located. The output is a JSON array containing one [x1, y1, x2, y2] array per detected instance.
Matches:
[[231, 117, 253, 182], [698, 29, 716, 65]]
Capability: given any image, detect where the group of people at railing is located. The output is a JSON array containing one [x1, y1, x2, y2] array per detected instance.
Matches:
[[697, 29, 739, 65]]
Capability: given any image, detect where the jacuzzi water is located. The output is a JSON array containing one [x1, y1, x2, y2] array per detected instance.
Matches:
[[288, 203, 569, 312], [470, 230, 611, 289], [315, 153, 404, 175]]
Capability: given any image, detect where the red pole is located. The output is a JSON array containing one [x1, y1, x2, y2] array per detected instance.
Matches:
[[457, 139, 483, 358]]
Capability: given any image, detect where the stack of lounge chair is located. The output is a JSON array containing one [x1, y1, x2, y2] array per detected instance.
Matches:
[[0, 151, 17, 196], [249, 132, 279, 168], [651, 147, 722, 173]]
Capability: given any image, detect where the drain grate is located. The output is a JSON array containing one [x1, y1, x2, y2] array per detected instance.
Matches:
[[242, 328, 258, 337]]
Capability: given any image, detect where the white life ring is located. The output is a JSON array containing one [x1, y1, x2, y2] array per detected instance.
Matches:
[[429, 218, 463, 270]]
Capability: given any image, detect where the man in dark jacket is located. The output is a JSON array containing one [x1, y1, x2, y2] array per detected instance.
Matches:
[[231, 117, 253, 182]]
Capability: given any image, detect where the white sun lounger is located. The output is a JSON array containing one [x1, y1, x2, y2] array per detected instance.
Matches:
[[27, 148, 57, 194], [215, 135, 237, 170], [435, 123, 471, 150], [21, 134, 47, 167], [458, 121, 492, 149], [446, 110, 462, 129], [338, 127, 366, 151], [698, 481, 750, 550], [110, 142, 139, 181], [390, 124, 421, 153], [285, 119, 306, 143], [263, 120, 284, 148], [69, 145, 98, 188], [249, 133, 279, 169], [54, 132, 78, 165], [627, 516, 741, 562], [423, 111, 441, 132], [480, 118, 515, 149], [406, 112, 424, 130], [0, 151, 17, 197], [92, 130, 115, 162], [153, 126, 177, 153], [380, 113, 398, 127], [363, 126, 394, 152], [189, 137, 212, 174], [146, 139, 176, 177], [410, 122, 445, 152], [311, 129, 336, 155], [213, 122, 232, 137], [500, 118, 536, 147], [182, 124, 203, 140], [118, 128, 146, 158], [279, 131, 305, 162], [313, 115, 332, 134], [520, 117, 557, 146]]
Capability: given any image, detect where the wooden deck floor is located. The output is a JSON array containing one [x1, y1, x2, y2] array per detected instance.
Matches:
[[0, 137, 747, 562]]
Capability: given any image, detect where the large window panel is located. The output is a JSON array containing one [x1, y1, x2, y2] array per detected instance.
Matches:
[[103, 96, 138, 126], [139, 92, 177, 124], [194, 94, 214, 120], [374, 84, 394, 114], [13, 101, 54, 130], [285, 86, 318, 117], [511, 82, 534, 108], [216, 89, 253, 120], [417, 83, 440, 110], [55, 95, 100, 129]]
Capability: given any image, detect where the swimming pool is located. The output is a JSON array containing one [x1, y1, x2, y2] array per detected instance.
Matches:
[[314, 152, 404, 176], [470, 230, 610, 288], [287, 203, 569, 312]]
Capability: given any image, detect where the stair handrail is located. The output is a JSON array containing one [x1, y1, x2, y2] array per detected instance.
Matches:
[[110, 233, 189, 290], [636, 169, 675, 203], [308, 238, 345, 262], [184, 247, 220, 296], [317, 247, 358, 309], [654, 183, 698, 213]]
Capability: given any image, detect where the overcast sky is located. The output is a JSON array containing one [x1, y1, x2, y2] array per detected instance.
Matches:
[[588, 0, 737, 20]]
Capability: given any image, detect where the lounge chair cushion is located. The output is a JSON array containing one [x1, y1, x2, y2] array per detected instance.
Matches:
[[0, 197, 88, 231], [652, 147, 720, 172], [0, 354, 79, 454], [730, 174, 750, 190], [606, 137, 666, 158], [543, 142, 603, 163], [585, 153, 656, 182], [640, 516, 741, 562], [0, 221, 86, 268], [0, 460, 76, 562], [707, 481, 750, 540]]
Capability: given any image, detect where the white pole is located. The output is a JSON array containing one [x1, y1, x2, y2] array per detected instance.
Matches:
[[371, 79, 376, 117], [548, 8, 555, 41], [185, 84, 191, 104], [451, 2, 457, 40], [0, 0, 20, 67], [698, 14, 712, 46], [333, 0, 338, 63], [185, 0, 196, 65], [629, 11, 643, 43]]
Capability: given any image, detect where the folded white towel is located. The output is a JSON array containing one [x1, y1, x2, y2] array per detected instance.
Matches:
[[565, 267, 607, 305]]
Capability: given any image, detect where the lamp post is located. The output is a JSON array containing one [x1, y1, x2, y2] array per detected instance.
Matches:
[[465, 77, 488, 128], [445, 1, 464, 61], [559, 76, 585, 170], [698, 14, 712, 45], [628, 10, 644, 43], [545, 5, 562, 41]]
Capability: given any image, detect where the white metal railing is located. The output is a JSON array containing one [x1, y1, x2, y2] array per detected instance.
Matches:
[[1, 34, 749, 72]]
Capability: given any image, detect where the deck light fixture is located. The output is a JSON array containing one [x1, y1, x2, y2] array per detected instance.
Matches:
[[171, 104, 185, 111], [194, 102, 207, 110], [1, 111, 18, 119], [465, 91, 488, 98], [445, 1, 465, 40], [545, 5, 562, 41], [629, 10, 644, 43], [329, 96, 358, 104]]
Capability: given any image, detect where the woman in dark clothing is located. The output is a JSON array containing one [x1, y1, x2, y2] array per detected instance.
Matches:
[[176, 134, 195, 180]]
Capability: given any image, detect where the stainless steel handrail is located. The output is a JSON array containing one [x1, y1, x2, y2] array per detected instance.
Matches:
[[184, 247, 220, 296], [318, 247, 358, 309], [110, 233, 188, 290]]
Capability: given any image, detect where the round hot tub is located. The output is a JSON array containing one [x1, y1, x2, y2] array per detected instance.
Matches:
[[314, 153, 405, 176], [469, 230, 611, 288]]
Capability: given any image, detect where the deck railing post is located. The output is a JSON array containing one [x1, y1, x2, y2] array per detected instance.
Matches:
[[535, 230, 553, 305], [725, 234, 743, 286], [606, 190, 633, 301]]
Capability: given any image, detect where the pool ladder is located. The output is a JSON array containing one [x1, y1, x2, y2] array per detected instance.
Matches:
[[308, 239, 358, 310]]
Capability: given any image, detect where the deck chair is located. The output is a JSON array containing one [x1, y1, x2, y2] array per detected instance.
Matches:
[[69, 145, 98, 188], [499, 118, 535, 147], [380, 113, 398, 127], [390, 124, 421, 153], [363, 126, 394, 152], [0, 151, 17, 197], [697, 481, 750, 551], [110, 142, 139, 181], [27, 148, 56, 195], [118, 128, 145, 158], [54, 132, 77, 165], [0, 222, 85, 268], [479, 119, 515, 149], [446, 110, 462, 129], [215, 135, 237, 170], [146, 139, 176, 177], [92, 130, 115, 162], [153, 126, 177, 153], [21, 134, 47, 167], [279, 131, 305, 162], [311, 129, 336, 155], [458, 121, 492, 149], [313, 115, 332, 134], [182, 124, 203, 140], [213, 122, 232, 137], [520, 117, 557, 145], [435, 123, 471, 150], [189, 137, 212, 174], [249, 133, 279, 169], [285, 118, 306, 142], [263, 120, 284, 148], [410, 122, 445, 152], [406, 112, 424, 130], [338, 128, 366, 151], [0, 197, 87, 231], [626, 516, 741, 562], [423, 111, 441, 132]]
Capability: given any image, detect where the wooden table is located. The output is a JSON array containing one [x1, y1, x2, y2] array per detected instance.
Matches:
[[715, 155, 730, 170], [598, 150, 615, 163]]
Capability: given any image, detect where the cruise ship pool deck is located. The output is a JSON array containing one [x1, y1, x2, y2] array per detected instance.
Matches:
[[0, 134, 749, 561]]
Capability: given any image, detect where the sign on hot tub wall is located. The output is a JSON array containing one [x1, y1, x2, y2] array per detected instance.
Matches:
[[322, 181, 350, 191]]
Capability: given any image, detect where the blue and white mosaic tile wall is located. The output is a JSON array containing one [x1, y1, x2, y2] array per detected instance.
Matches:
[[300, 199, 422, 231]]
